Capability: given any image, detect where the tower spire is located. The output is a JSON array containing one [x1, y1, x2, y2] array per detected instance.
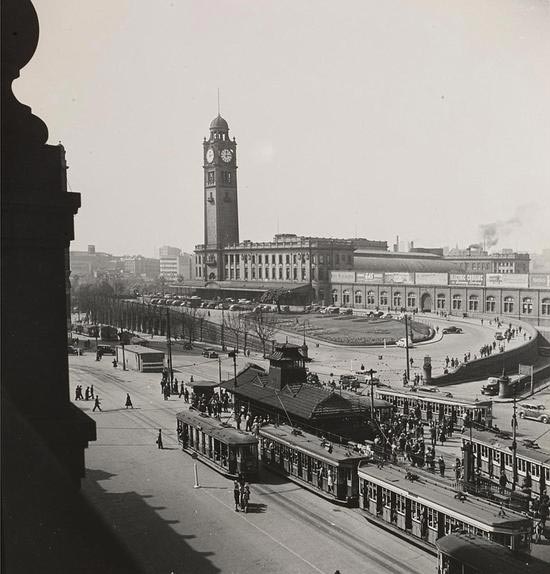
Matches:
[[217, 88, 221, 116]]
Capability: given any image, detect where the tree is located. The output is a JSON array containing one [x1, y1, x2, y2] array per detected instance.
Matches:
[[223, 311, 246, 352], [250, 310, 279, 357]]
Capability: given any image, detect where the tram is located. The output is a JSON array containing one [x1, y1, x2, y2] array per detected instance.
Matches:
[[176, 409, 259, 479], [435, 533, 548, 574], [375, 387, 493, 428], [258, 424, 369, 505], [462, 429, 550, 499], [357, 462, 532, 553]]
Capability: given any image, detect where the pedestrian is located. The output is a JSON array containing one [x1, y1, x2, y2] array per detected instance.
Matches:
[[499, 470, 508, 494], [74, 386, 80, 401], [125, 393, 133, 409], [156, 429, 164, 449], [235, 413, 242, 430], [233, 480, 241, 511], [112, 358, 118, 368], [85, 386, 90, 401], [92, 396, 102, 412], [241, 482, 250, 513], [438, 456, 445, 477], [90, 385, 95, 399]]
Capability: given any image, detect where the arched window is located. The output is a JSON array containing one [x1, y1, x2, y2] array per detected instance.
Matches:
[[343, 290, 351, 305], [468, 295, 479, 312], [436, 294, 446, 309], [355, 290, 363, 305], [380, 291, 388, 306], [503, 296, 514, 313], [485, 295, 495, 312], [452, 294, 462, 310], [332, 289, 338, 304], [393, 292, 402, 308], [367, 291, 375, 305], [542, 298, 550, 315], [407, 292, 416, 308], [522, 297, 533, 314]]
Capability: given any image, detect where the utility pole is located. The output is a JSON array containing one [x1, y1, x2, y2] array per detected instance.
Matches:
[[218, 356, 222, 384], [404, 314, 410, 383], [366, 368, 377, 421], [511, 386, 518, 491], [228, 349, 238, 388], [166, 308, 173, 384]]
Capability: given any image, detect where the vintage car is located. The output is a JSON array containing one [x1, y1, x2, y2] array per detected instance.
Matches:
[[518, 404, 549, 424]]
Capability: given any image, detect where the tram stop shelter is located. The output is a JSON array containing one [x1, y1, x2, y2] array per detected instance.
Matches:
[[116, 345, 164, 373], [221, 343, 388, 441]]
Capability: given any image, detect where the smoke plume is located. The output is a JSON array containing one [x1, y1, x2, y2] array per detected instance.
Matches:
[[479, 204, 536, 250]]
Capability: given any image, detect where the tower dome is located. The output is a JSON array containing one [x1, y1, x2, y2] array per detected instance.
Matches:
[[209, 115, 229, 131]]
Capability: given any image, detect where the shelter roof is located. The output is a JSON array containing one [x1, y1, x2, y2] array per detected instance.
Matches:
[[117, 345, 164, 355], [221, 366, 370, 421]]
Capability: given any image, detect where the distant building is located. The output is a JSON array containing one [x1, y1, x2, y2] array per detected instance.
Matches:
[[70, 245, 116, 280], [159, 245, 193, 281], [121, 255, 160, 279], [444, 247, 530, 274], [193, 114, 387, 303]]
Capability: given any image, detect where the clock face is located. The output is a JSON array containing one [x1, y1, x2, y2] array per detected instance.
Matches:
[[221, 149, 233, 163], [206, 148, 214, 163]]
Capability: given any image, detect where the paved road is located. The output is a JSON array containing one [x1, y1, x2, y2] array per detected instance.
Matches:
[[71, 355, 434, 574], [198, 309, 526, 384]]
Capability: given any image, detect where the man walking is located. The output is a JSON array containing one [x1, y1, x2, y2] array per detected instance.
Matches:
[[92, 396, 102, 412], [233, 480, 241, 511], [156, 429, 163, 449]]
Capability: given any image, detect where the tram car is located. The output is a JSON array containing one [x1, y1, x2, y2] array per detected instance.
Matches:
[[435, 532, 549, 574], [375, 388, 493, 428], [176, 409, 258, 480], [357, 462, 532, 553], [259, 424, 370, 505], [462, 429, 550, 499]]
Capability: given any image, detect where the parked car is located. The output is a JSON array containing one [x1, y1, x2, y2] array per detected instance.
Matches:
[[442, 326, 463, 334], [97, 344, 116, 355], [494, 331, 504, 341], [67, 345, 79, 355], [481, 381, 499, 396], [519, 404, 549, 424], [182, 342, 193, 350], [339, 308, 353, 315], [395, 337, 413, 348], [202, 349, 219, 359]]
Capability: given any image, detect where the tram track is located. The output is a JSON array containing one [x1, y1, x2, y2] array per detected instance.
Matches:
[[251, 478, 422, 574]]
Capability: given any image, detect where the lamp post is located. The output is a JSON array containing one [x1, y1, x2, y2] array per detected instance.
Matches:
[[404, 314, 411, 383], [511, 387, 518, 491], [365, 368, 377, 421], [166, 308, 173, 384]]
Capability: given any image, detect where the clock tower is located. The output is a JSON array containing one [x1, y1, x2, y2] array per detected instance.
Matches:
[[203, 114, 239, 281]]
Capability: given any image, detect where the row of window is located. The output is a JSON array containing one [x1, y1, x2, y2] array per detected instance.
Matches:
[[223, 266, 309, 281], [195, 253, 353, 266], [333, 290, 550, 314]]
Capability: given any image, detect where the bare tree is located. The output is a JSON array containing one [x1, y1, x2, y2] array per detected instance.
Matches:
[[250, 310, 279, 357], [223, 311, 245, 351]]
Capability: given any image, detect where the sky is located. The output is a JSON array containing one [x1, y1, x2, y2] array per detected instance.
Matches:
[[15, 0, 550, 258]]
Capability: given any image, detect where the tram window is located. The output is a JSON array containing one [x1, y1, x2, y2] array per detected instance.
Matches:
[[396, 494, 406, 514], [411, 501, 422, 520], [531, 464, 539, 478], [480, 446, 488, 459], [518, 459, 526, 473], [427, 508, 436, 528], [381, 489, 391, 508], [504, 454, 512, 468], [368, 482, 377, 501], [546, 468, 550, 480]]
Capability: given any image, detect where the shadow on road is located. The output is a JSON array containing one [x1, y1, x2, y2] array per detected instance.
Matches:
[[83, 468, 221, 574]]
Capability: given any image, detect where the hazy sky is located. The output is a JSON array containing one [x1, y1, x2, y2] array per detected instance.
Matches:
[[16, 0, 550, 257]]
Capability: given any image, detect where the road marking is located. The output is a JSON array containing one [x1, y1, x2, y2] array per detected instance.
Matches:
[[197, 487, 327, 574]]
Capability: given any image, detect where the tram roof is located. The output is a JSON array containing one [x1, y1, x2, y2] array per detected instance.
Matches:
[[176, 409, 258, 445], [357, 463, 530, 530], [435, 533, 549, 573], [466, 429, 550, 466], [376, 387, 492, 407], [259, 424, 368, 464]]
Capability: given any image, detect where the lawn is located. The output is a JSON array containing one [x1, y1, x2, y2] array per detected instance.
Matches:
[[276, 313, 432, 346]]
